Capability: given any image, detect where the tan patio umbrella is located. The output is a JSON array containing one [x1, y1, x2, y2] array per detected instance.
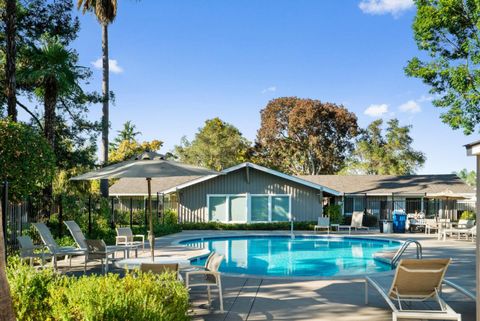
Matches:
[[426, 189, 468, 225], [71, 152, 219, 260]]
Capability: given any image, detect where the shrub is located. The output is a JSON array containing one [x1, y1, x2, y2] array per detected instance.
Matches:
[[6, 257, 190, 321], [50, 272, 189, 321], [324, 204, 342, 224], [7, 256, 58, 321], [460, 210, 476, 220], [163, 209, 179, 225]]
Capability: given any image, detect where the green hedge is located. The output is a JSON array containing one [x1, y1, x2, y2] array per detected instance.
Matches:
[[7, 257, 190, 321], [460, 210, 476, 220], [181, 221, 316, 230]]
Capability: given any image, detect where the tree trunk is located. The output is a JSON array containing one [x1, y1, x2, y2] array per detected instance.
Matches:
[[4, 0, 17, 121], [100, 23, 110, 198], [0, 184, 15, 321], [42, 79, 57, 218]]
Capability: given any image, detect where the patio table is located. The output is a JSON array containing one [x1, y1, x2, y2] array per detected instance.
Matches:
[[114, 257, 191, 270]]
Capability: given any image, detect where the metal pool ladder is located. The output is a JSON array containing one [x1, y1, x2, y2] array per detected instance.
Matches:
[[390, 239, 423, 268]]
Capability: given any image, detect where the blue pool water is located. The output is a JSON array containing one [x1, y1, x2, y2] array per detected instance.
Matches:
[[181, 235, 401, 277]]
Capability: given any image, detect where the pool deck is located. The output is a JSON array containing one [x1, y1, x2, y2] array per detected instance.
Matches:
[[61, 230, 476, 320]]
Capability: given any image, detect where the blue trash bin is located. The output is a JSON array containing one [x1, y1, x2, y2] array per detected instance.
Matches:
[[392, 211, 407, 233]]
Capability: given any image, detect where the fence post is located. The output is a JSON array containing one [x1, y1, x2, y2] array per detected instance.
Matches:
[[2, 181, 8, 261], [110, 197, 115, 229], [88, 195, 92, 236], [129, 197, 133, 229], [58, 195, 63, 237]]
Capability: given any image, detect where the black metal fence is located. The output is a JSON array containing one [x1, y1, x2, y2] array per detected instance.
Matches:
[[0, 182, 173, 254]]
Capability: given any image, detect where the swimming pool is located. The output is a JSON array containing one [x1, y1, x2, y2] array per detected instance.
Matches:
[[181, 235, 401, 277]]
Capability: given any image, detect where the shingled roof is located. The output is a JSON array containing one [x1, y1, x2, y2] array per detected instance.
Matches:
[[109, 176, 201, 196], [297, 174, 474, 196]]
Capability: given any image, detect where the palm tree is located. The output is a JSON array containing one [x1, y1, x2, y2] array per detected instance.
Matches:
[[4, 0, 17, 121], [18, 37, 83, 217], [19, 37, 82, 149], [110, 120, 141, 150], [77, 0, 117, 198]]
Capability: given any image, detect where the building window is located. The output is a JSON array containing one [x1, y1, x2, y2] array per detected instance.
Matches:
[[208, 194, 291, 223], [229, 196, 247, 222], [271, 196, 290, 221], [251, 196, 269, 221], [209, 196, 228, 222]]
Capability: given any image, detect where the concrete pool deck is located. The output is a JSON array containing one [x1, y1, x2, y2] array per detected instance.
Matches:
[[164, 230, 476, 321], [60, 230, 476, 320]]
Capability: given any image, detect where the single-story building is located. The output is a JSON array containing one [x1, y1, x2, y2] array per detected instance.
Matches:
[[109, 162, 475, 223]]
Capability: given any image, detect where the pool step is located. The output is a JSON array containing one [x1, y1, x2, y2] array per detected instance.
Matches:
[[373, 250, 397, 265]]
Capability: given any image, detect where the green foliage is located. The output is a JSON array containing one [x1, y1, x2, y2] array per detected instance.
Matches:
[[324, 204, 342, 224], [174, 117, 251, 171], [7, 256, 58, 321], [182, 221, 316, 231], [460, 210, 476, 221], [0, 119, 55, 201], [343, 118, 426, 175], [50, 272, 189, 321], [406, 0, 480, 134], [253, 97, 359, 175], [6, 258, 190, 321], [456, 168, 476, 187], [163, 209, 179, 225], [110, 120, 141, 151]]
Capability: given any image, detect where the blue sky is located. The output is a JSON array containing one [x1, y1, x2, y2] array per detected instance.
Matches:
[[68, 0, 476, 174]]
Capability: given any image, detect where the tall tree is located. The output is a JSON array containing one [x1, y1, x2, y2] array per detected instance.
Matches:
[[405, 0, 480, 134], [253, 97, 358, 175], [3, 0, 16, 121], [18, 37, 83, 149], [456, 168, 476, 187], [343, 118, 426, 175], [110, 120, 141, 150], [77, 0, 117, 197], [174, 117, 251, 171]]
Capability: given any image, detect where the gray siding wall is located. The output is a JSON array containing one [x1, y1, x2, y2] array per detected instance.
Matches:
[[177, 167, 324, 223]]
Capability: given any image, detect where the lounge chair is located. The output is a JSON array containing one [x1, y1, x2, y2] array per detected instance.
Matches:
[[84, 239, 115, 273], [116, 227, 145, 251], [314, 217, 330, 234], [338, 211, 369, 234], [17, 235, 51, 267], [441, 220, 476, 241], [186, 252, 225, 312], [365, 258, 461, 321], [64, 221, 137, 259], [140, 263, 183, 281], [32, 222, 85, 270]]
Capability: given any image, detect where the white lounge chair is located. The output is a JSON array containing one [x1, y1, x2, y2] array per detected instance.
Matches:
[[338, 211, 369, 234], [64, 221, 137, 259], [314, 217, 330, 234], [115, 227, 145, 251], [441, 220, 476, 241], [365, 258, 461, 321], [186, 252, 225, 312], [32, 222, 85, 270], [17, 235, 51, 267]]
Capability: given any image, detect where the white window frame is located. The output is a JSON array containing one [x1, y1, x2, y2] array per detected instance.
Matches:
[[207, 193, 292, 223]]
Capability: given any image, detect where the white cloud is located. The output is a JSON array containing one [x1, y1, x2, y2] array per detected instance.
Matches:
[[261, 86, 277, 94], [359, 0, 414, 16], [91, 58, 124, 74], [364, 103, 389, 117], [399, 100, 421, 113]]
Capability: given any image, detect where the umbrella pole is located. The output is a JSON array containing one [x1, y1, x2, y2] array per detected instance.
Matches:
[[147, 178, 154, 261]]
